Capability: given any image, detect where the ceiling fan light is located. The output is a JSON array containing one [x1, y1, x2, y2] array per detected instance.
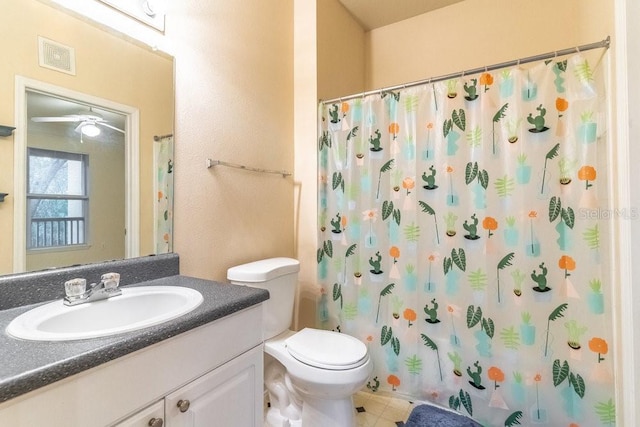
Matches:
[[81, 123, 101, 137]]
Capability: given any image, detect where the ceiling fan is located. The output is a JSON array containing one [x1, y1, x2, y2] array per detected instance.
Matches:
[[31, 108, 125, 139]]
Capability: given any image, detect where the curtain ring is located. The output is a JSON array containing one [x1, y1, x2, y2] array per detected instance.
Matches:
[[576, 45, 581, 53]]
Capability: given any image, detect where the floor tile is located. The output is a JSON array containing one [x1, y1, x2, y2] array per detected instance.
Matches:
[[267, 390, 413, 426]]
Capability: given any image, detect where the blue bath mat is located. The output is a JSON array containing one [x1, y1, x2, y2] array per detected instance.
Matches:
[[405, 403, 482, 427]]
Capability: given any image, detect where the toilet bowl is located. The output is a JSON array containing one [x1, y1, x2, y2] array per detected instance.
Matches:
[[264, 329, 372, 426], [227, 258, 373, 427]]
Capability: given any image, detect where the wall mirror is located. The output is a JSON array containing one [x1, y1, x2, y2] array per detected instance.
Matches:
[[1, 0, 174, 274]]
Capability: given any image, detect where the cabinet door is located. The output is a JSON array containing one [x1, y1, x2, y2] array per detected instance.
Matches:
[[165, 345, 263, 427], [112, 400, 164, 427]]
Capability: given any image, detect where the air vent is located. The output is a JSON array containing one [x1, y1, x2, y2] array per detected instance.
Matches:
[[38, 36, 76, 75]]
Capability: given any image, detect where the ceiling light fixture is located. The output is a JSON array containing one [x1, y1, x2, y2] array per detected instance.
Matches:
[[81, 122, 101, 137]]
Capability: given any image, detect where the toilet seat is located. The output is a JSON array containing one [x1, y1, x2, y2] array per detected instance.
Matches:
[[285, 328, 368, 370]]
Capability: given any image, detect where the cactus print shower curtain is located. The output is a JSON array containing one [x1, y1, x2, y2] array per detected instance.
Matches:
[[317, 53, 615, 426], [154, 135, 174, 254]]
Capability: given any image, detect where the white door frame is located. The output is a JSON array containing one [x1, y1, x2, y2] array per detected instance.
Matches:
[[13, 76, 140, 273], [614, 0, 638, 425]]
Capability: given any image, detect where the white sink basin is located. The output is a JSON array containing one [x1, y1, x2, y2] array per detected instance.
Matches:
[[6, 286, 203, 341]]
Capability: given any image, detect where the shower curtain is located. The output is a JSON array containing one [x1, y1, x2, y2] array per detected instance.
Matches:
[[317, 53, 615, 426], [154, 135, 174, 254]]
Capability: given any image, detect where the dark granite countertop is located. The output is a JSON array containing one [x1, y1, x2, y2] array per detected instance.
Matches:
[[0, 275, 268, 403]]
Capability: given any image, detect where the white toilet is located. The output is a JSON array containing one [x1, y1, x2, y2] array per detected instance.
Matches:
[[227, 257, 373, 427]]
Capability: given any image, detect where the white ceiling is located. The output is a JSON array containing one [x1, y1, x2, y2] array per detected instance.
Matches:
[[338, 0, 464, 30]]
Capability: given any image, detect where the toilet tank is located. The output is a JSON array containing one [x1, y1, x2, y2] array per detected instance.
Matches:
[[227, 258, 300, 340]]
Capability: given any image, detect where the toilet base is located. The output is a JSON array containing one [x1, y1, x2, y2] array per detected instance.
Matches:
[[265, 407, 302, 427], [265, 396, 356, 427], [300, 395, 356, 427]]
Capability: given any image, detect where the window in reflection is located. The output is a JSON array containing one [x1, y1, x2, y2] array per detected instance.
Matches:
[[27, 148, 89, 249]]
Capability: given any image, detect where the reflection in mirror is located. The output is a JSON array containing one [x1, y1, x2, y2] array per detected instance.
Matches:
[[25, 91, 127, 272], [14, 77, 140, 274], [2, 0, 174, 275]]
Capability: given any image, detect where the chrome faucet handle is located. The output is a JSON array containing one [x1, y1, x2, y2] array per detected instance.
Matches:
[[101, 272, 121, 290], [64, 278, 87, 298]]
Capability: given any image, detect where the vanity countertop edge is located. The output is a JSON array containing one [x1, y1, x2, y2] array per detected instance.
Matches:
[[0, 275, 269, 404]]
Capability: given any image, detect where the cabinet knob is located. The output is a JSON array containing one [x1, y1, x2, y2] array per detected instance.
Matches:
[[177, 399, 191, 413], [148, 418, 163, 427]]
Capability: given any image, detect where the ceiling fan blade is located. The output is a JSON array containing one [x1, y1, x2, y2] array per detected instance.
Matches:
[[97, 122, 125, 134], [31, 116, 82, 123]]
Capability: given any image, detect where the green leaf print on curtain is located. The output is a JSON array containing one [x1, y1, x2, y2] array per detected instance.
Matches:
[[317, 53, 614, 426]]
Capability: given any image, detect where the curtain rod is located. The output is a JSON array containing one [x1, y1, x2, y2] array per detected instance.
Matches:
[[321, 36, 610, 105]]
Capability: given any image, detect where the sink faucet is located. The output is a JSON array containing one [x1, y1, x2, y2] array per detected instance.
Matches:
[[63, 273, 122, 306]]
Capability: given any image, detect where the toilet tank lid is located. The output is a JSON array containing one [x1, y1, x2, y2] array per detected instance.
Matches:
[[227, 257, 300, 282]]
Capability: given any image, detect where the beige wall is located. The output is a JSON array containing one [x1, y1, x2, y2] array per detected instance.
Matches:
[[294, 0, 319, 330], [365, 0, 613, 90], [291, 0, 365, 329], [317, 0, 367, 101], [167, 0, 362, 328], [168, 1, 295, 282], [0, 0, 173, 274]]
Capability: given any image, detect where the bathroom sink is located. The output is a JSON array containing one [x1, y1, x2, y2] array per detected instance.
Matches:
[[6, 286, 203, 341]]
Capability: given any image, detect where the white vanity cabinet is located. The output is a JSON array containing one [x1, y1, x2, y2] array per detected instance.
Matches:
[[0, 304, 264, 427], [116, 346, 263, 427], [165, 345, 263, 426]]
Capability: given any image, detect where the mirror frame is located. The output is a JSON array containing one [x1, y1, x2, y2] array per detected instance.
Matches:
[[13, 76, 140, 273]]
